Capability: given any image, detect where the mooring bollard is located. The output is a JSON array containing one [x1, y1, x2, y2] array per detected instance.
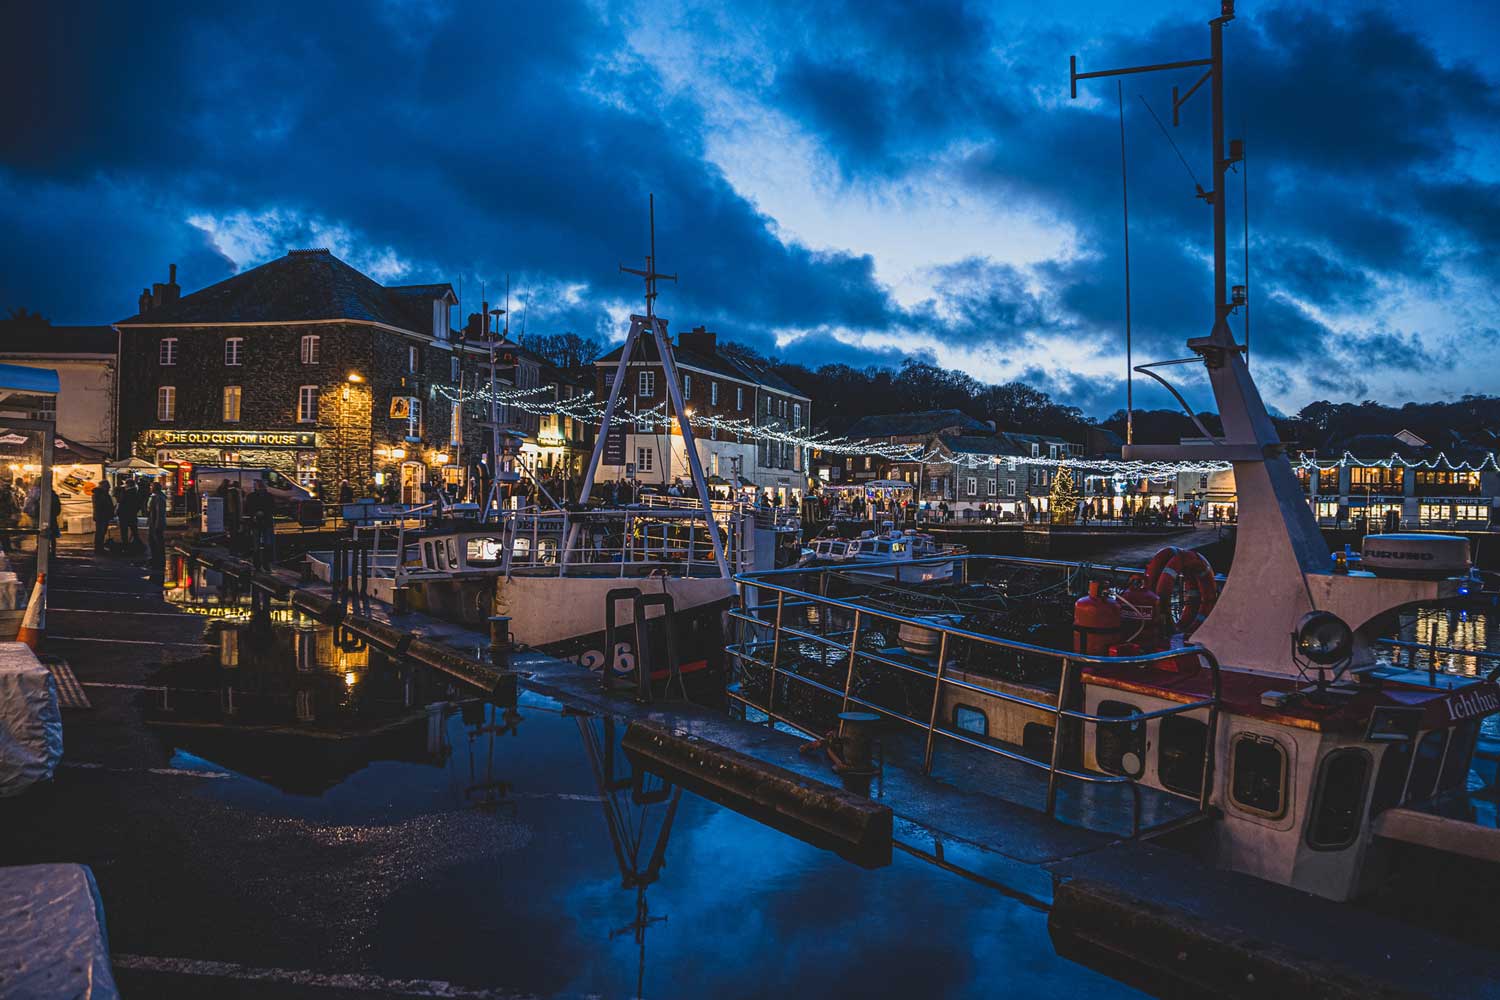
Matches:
[[487, 615, 513, 668], [836, 710, 883, 795]]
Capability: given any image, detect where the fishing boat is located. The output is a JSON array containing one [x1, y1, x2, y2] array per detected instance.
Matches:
[[805, 525, 957, 583], [727, 0, 1500, 906], [308, 203, 785, 685]]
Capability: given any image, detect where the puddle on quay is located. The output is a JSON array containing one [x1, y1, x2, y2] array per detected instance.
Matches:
[[134, 563, 1146, 998]]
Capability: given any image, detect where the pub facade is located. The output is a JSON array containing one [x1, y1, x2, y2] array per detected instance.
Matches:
[[114, 252, 499, 502]]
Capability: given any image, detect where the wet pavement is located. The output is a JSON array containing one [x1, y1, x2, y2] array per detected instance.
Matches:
[[0, 542, 1143, 999]]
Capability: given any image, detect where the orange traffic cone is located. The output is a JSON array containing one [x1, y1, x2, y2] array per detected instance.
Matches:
[[17, 572, 45, 652]]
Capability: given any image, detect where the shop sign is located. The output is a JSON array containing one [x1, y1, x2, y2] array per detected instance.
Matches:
[[147, 430, 318, 448], [603, 425, 627, 465], [390, 397, 415, 420]]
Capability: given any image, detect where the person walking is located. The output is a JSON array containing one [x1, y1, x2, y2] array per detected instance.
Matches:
[[91, 481, 115, 553], [224, 480, 243, 548], [117, 479, 140, 547], [146, 481, 168, 582], [244, 480, 276, 571]]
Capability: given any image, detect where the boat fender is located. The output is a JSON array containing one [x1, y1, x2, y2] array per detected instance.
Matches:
[[1073, 580, 1125, 656], [1152, 550, 1218, 635], [1117, 574, 1165, 651]]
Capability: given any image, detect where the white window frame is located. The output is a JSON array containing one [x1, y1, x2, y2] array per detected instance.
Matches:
[[450, 356, 461, 382], [298, 385, 319, 423], [636, 446, 654, 472], [711, 382, 719, 406], [224, 336, 243, 366], [736, 386, 744, 410], [793, 402, 802, 428], [966, 476, 978, 496], [223, 385, 242, 422], [157, 385, 176, 421], [987, 478, 997, 497], [159, 337, 177, 366], [638, 370, 656, 397], [1031, 443, 1040, 458], [300, 334, 320, 365], [1007, 480, 1016, 497], [682, 373, 692, 399], [408, 345, 419, 373]]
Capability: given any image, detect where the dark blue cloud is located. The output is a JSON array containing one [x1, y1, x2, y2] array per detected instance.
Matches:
[[0, 0, 1493, 418]]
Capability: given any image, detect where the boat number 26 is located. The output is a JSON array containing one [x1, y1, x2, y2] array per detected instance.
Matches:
[[576, 643, 635, 677]]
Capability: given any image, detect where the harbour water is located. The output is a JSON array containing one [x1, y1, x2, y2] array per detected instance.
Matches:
[[143, 579, 1144, 999]]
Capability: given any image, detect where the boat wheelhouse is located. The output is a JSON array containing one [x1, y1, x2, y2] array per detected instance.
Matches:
[[728, 0, 1500, 907], [807, 526, 956, 584]]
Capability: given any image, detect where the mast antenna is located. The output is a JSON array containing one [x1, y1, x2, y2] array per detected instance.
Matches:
[[1118, 80, 1134, 447], [620, 193, 677, 320]]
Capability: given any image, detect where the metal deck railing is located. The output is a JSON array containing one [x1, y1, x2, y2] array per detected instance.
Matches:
[[729, 554, 1222, 838]]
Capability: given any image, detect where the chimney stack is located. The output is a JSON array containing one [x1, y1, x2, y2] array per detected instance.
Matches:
[[138, 287, 152, 315], [679, 325, 717, 355], [148, 263, 181, 310]]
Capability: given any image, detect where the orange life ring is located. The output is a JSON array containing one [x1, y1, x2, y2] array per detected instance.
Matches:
[[1146, 546, 1217, 635]]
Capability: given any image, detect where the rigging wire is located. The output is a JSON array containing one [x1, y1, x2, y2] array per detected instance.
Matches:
[[1138, 94, 1201, 192]]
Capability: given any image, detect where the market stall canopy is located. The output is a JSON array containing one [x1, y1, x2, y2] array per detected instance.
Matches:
[[868, 480, 916, 490], [0, 363, 60, 422], [106, 457, 165, 473]]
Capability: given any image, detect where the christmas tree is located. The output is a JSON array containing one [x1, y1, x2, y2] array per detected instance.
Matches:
[[1050, 464, 1079, 525]]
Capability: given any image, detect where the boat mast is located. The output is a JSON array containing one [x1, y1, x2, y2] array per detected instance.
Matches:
[[564, 196, 729, 575]]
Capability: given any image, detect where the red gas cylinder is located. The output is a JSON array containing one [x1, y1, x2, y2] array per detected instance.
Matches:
[[1074, 580, 1124, 656], [1117, 574, 1165, 652]]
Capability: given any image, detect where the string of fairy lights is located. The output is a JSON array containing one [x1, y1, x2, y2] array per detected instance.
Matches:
[[432, 383, 1500, 483]]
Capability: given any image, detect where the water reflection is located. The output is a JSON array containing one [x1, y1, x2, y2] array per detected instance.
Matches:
[[1379, 604, 1500, 677]]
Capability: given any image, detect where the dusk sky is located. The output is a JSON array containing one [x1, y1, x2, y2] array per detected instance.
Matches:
[[3, 0, 1496, 417]]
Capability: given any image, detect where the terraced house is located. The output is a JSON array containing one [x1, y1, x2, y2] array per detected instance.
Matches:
[[592, 326, 813, 504], [114, 251, 494, 502]]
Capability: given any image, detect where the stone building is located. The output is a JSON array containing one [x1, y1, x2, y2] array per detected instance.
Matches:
[[593, 326, 813, 503], [114, 252, 493, 502]]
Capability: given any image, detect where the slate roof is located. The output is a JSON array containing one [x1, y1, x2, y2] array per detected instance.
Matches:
[[595, 336, 810, 397], [845, 409, 988, 439], [1003, 430, 1076, 447], [0, 325, 115, 355], [115, 249, 452, 333], [1335, 433, 1428, 461], [939, 434, 1024, 457]]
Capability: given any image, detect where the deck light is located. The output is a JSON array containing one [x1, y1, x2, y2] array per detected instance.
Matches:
[[1293, 611, 1352, 666]]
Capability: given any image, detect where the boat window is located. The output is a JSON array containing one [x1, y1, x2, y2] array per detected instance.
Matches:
[[1306, 749, 1371, 851], [953, 705, 988, 737], [466, 537, 504, 567], [432, 541, 448, 571], [445, 538, 459, 567], [1022, 723, 1055, 761], [1095, 700, 1145, 778], [1230, 734, 1288, 818], [513, 536, 532, 560], [1405, 729, 1449, 804], [424, 541, 438, 569], [1439, 720, 1478, 794], [537, 538, 558, 565], [1158, 715, 1208, 796], [1369, 741, 1412, 816]]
